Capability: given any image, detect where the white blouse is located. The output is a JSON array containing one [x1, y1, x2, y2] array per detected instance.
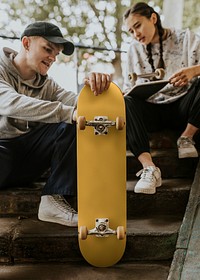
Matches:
[[123, 28, 200, 104]]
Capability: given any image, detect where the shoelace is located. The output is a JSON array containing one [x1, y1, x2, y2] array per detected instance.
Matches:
[[178, 137, 195, 148], [136, 168, 156, 182], [51, 195, 77, 214]]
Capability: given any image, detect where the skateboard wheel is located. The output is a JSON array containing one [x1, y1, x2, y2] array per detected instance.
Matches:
[[155, 68, 165, 80], [77, 116, 86, 130], [128, 73, 137, 82], [79, 226, 88, 240], [117, 226, 125, 240], [116, 117, 125, 130]]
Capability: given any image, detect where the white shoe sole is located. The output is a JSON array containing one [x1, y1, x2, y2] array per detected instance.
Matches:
[[178, 147, 198, 159], [134, 178, 162, 194], [38, 213, 78, 227]]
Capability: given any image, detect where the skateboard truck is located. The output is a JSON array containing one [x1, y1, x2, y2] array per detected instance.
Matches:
[[79, 218, 125, 240], [89, 218, 115, 237], [89, 116, 114, 135], [128, 68, 165, 82], [77, 116, 125, 135]]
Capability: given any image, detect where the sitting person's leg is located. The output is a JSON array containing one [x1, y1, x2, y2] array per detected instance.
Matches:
[[125, 96, 162, 194], [0, 122, 77, 227]]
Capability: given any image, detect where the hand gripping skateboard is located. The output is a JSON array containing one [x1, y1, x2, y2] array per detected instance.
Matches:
[[128, 68, 165, 82], [76, 82, 126, 267]]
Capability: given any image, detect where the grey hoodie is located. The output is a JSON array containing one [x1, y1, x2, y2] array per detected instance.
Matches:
[[0, 47, 78, 139]]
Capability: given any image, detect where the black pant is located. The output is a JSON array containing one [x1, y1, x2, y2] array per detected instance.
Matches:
[[0, 122, 76, 196], [125, 78, 200, 157]]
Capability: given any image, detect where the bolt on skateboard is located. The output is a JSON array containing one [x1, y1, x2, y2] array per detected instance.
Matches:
[[76, 82, 126, 267]]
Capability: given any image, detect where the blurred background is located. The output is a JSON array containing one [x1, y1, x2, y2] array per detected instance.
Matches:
[[0, 0, 199, 92]]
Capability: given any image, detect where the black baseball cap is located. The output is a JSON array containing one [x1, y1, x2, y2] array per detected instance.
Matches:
[[21, 21, 74, 56]]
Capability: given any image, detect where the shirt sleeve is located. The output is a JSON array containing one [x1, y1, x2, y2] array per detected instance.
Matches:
[[0, 76, 77, 124]]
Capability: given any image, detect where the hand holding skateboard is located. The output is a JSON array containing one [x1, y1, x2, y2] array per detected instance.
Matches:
[[84, 72, 111, 96], [73, 73, 111, 122]]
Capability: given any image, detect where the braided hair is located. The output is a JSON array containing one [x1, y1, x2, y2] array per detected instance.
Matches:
[[124, 2, 165, 72]]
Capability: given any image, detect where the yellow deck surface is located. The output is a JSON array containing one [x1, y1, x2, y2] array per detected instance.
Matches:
[[77, 82, 126, 267]]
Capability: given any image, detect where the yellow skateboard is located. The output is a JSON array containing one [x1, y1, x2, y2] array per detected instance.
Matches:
[[76, 82, 126, 267]]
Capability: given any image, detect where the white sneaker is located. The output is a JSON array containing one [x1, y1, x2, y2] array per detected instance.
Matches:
[[134, 166, 162, 194], [177, 136, 198, 158], [38, 195, 78, 227]]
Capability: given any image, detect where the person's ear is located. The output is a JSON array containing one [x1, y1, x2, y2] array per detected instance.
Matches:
[[22, 36, 30, 51], [151, 13, 157, 25]]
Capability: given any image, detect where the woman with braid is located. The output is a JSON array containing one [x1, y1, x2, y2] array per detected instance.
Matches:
[[123, 2, 200, 194]]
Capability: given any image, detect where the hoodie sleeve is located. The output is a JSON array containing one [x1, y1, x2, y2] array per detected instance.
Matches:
[[0, 75, 77, 124]]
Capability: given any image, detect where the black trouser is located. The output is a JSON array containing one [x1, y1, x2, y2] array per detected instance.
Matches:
[[0, 122, 76, 196], [125, 78, 200, 158]]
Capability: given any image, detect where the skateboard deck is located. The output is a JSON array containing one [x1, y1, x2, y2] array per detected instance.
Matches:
[[124, 79, 169, 99], [77, 82, 126, 267]]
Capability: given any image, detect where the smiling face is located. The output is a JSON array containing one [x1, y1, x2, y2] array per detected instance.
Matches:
[[125, 12, 159, 45], [22, 36, 63, 76]]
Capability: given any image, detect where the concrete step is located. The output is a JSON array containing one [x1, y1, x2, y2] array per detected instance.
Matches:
[[0, 178, 191, 217], [0, 183, 44, 217], [0, 215, 182, 264], [0, 261, 171, 280], [127, 178, 191, 217]]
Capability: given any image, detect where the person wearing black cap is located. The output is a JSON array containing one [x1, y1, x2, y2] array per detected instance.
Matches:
[[0, 21, 111, 227], [20, 21, 75, 56]]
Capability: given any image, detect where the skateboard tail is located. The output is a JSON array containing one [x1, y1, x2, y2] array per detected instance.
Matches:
[[78, 235, 126, 267]]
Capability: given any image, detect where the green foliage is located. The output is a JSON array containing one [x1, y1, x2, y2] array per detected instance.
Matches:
[[183, 0, 200, 33], [1, 0, 199, 50]]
